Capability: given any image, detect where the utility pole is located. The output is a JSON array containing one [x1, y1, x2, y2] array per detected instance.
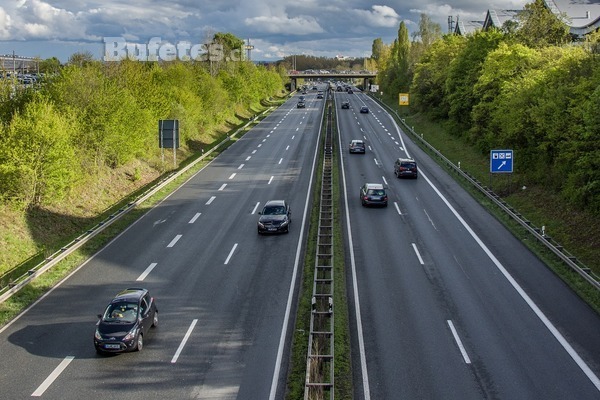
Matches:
[[244, 38, 254, 61]]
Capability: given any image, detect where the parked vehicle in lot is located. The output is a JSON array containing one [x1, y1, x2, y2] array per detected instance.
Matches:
[[341, 101, 350, 109], [360, 183, 388, 207], [258, 200, 291, 234], [349, 139, 366, 154], [394, 158, 418, 178], [94, 288, 158, 354], [360, 106, 369, 113]]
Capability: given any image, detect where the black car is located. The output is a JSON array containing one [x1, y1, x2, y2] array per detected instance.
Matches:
[[349, 139, 366, 154], [258, 200, 291, 234], [360, 106, 369, 113], [341, 101, 350, 109], [360, 183, 388, 207], [297, 101, 305, 108], [394, 158, 418, 178], [94, 288, 158, 354]]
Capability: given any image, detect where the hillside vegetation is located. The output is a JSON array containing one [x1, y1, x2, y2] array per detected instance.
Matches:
[[0, 56, 287, 277], [371, 4, 600, 275]]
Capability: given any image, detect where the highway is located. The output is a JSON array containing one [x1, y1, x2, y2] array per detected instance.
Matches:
[[0, 88, 327, 399], [335, 89, 600, 399], [1, 83, 599, 400]]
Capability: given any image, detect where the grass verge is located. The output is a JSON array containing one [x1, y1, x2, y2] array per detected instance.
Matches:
[[286, 101, 353, 399]]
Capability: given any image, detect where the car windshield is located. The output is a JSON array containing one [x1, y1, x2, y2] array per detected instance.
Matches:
[[103, 301, 138, 323], [263, 205, 286, 215]]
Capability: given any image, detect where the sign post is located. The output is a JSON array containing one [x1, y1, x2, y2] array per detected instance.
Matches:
[[490, 149, 514, 191], [159, 120, 180, 169]]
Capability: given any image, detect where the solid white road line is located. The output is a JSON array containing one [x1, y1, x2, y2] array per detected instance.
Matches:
[[171, 319, 198, 363], [447, 320, 471, 364], [136, 262, 157, 281], [31, 356, 75, 397], [167, 234, 182, 248], [421, 170, 600, 391]]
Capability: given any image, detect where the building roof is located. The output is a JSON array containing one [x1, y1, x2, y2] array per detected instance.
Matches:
[[455, 19, 484, 36], [455, 1, 600, 38], [547, 0, 600, 35], [482, 9, 522, 31]]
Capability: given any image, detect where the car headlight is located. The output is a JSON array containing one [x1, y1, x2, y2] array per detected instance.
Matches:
[[258, 222, 265, 228], [123, 328, 137, 342], [280, 219, 289, 226], [94, 329, 103, 340]]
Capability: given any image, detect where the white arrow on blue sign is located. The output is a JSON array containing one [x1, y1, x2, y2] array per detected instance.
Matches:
[[490, 150, 513, 173]]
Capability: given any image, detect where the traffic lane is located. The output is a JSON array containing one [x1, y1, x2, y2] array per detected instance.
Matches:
[[385, 108, 600, 386], [397, 170, 600, 397], [352, 101, 598, 396], [358, 104, 600, 396], [339, 103, 600, 397], [0, 102, 320, 398], [342, 149, 483, 398]]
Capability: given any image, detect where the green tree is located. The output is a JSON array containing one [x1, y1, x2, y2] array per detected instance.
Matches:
[[371, 38, 384, 62], [396, 21, 411, 92], [445, 30, 504, 133], [67, 51, 96, 67], [39, 57, 62, 74], [515, 0, 571, 48], [411, 34, 465, 118], [0, 97, 78, 206]]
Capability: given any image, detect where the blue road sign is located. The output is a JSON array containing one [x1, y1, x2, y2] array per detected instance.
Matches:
[[490, 150, 513, 173]]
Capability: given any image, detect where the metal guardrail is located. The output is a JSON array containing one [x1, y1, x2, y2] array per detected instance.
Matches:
[[370, 95, 600, 291], [304, 102, 335, 399], [0, 112, 269, 303]]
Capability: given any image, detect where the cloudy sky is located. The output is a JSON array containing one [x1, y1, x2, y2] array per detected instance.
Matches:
[[0, 0, 529, 62]]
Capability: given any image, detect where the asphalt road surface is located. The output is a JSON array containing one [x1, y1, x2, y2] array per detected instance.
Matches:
[[336, 89, 600, 399], [0, 86, 328, 399]]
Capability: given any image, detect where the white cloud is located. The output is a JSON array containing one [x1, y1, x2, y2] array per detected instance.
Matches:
[[353, 5, 400, 28], [0, 7, 12, 39]]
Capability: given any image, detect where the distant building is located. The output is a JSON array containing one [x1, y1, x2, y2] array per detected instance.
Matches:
[[482, 9, 522, 31], [454, 19, 484, 36], [452, 0, 600, 39], [549, 0, 600, 37], [0, 54, 39, 73]]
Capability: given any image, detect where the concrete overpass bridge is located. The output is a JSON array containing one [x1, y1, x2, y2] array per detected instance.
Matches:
[[286, 72, 377, 91]]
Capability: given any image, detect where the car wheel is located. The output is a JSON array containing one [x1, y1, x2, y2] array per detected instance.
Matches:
[[152, 311, 158, 327], [136, 334, 143, 352]]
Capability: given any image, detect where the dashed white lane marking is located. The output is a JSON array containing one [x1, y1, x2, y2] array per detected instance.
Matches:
[[412, 243, 424, 265], [171, 319, 198, 363], [167, 234, 182, 248], [206, 196, 216, 205], [224, 243, 238, 265], [32, 356, 75, 397], [448, 320, 472, 364], [137, 262, 157, 281], [218, 183, 227, 191], [189, 213, 201, 224]]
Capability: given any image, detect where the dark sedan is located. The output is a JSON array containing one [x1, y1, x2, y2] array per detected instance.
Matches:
[[258, 200, 291, 234], [94, 288, 158, 354]]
